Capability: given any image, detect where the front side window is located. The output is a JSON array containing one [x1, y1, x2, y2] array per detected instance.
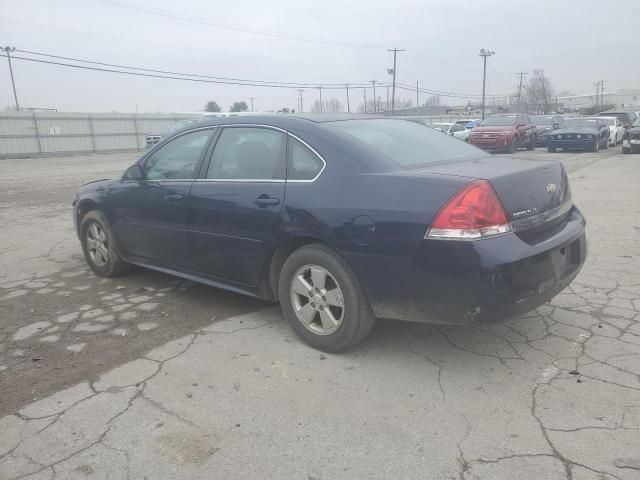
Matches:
[[287, 137, 324, 180], [207, 127, 286, 180], [143, 130, 212, 180]]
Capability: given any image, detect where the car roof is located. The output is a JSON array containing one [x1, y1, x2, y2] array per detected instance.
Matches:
[[193, 113, 383, 128]]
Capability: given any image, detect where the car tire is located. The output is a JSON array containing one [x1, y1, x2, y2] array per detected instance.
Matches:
[[527, 135, 535, 150], [547, 146, 556, 153], [622, 147, 631, 154], [80, 210, 129, 277], [591, 140, 599, 152], [278, 243, 375, 352]]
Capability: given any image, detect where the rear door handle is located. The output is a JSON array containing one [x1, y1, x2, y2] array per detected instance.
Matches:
[[254, 196, 280, 207], [164, 194, 184, 204]]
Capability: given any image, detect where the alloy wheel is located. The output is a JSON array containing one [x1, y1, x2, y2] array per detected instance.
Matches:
[[290, 264, 344, 335], [86, 222, 109, 267]]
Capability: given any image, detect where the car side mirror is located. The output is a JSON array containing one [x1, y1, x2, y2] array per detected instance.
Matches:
[[124, 164, 145, 181]]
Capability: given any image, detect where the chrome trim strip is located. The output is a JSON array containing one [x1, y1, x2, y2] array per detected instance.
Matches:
[[133, 123, 328, 184], [510, 201, 573, 232], [194, 179, 285, 183]]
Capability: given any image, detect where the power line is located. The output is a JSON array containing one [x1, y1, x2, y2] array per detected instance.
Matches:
[[14, 49, 369, 88], [0, 17, 384, 73], [3, 54, 368, 90], [97, 0, 387, 50]]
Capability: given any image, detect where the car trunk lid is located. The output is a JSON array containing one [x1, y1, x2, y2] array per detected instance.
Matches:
[[416, 156, 572, 238]]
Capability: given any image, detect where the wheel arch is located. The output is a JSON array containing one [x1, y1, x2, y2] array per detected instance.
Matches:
[[260, 234, 334, 301], [75, 198, 99, 236]]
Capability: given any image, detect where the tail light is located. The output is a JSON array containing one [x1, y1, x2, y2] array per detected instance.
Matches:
[[426, 180, 511, 240]]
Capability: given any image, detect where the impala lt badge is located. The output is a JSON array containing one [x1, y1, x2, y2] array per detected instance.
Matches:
[[546, 183, 557, 194]]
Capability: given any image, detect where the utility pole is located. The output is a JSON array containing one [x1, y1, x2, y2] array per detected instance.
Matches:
[[594, 81, 600, 113], [297, 89, 304, 113], [318, 86, 323, 112], [363, 88, 367, 113], [386, 85, 390, 113], [345, 84, 350, 113], [416, 81, 419, 109], [387, 47, 404, 115], [249, 97, 255, 112], [516, 72, 527, 113], [479, 49, 495, 120], [1, 46, 20, 111], [370, 80, 377, 114], [600, 80, 605, 112]]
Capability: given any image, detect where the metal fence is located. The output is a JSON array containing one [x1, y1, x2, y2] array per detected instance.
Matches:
[[0, 112, 193, 157]]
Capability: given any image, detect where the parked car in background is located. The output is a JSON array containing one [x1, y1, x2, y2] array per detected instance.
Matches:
[[531, 115, 563, 147], [464, 119, 482, 129], [72, 114, 586, 351], [547, 117, 609, 152], [598, 116, 625, 146], [468, 114, 536, 153], [622, 116, 640, 153], [430, 122, 470, 141], [145, 118, 198, 149], [597, 111, 637, 129]]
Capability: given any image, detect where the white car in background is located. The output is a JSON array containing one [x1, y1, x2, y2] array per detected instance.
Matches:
[[598, 116, 624, 146], [431, 122, 470, 142]]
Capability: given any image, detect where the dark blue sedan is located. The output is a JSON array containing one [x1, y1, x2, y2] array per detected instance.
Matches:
[[73, 114, 587, 351]]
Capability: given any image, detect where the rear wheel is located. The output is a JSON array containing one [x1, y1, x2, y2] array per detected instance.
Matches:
[[278, 244, 375, 352], [547, 146, 556, 153], [80, 210, 129, 277]]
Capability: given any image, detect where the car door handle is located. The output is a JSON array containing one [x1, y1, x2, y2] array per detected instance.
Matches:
[[164, 194, 184, 204], [254, 196, 280, 207]]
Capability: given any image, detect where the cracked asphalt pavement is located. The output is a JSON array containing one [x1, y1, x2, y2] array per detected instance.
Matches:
[[1, 148, 639, 479]]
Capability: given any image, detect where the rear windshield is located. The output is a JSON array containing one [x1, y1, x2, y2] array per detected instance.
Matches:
[[325, 119, 485, 168], [479, 115, 516, 126], [531, 116, 553, 125], [599, 118, 615, 126], [564, 119, 599, 128]]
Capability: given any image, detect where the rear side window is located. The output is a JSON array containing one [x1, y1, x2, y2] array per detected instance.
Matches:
[[207, 127, 286, 180], [326, 119, 484, 168], [287, 137, 324, 180]]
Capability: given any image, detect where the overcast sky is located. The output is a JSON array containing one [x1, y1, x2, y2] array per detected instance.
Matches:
[[1, 0, 638, 113]]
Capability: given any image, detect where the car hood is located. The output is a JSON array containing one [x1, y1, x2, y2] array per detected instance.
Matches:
[[535, 126, 553, 134], [552, 127, 599, 135], [626, 127, 640, 135], [471, 126, 514, 133]]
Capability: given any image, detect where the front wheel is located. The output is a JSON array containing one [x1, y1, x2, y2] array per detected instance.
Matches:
[[278, 244, 375, 352], [80, 210, 129, 277]]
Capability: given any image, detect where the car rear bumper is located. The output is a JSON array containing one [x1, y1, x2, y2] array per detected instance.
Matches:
[[547, 139, 595, 150], [345, 207, 587, 325]]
